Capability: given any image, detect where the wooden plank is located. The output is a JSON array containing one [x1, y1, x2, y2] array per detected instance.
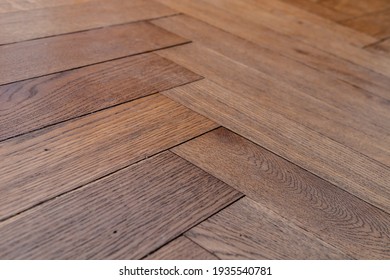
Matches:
[[186, 197, 349, 259], [0, 151, 241, 259], [0, 0, 92, 13], [0, 0, 176, 44], [162, 79, 390, 214], [341, 9, 390, 40], [157, 44, 390, 166], [317, 0, 390, 17], [0, 94, 218, 221], [0, 21, 188, 86], [366, 38, 390, 55], [157, 0, 390, 77], [0, 53, 201, 141], [173, 128, 390, 259], [145, 236, 218, 260]]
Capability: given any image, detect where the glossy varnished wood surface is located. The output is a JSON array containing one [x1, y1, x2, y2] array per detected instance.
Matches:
[[0, 53, 201, 141], [173, 128, 390, 259], [0, 151, 241, 259]]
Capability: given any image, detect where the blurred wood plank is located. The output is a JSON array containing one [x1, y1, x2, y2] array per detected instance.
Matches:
[[0, 151, 241, 259], [173, 128, 390, 259], [0, 0, 176, 44], [162, 79, 390, 214], [317, 0, 390, 17], [0, 94, 218, 221], [0, 21, 188, 85], [366, 38, 390, 55], [145, 236, 218, 260], [0, 53, 201, 141], [186, 198, 349, 259], [0, 0, 92, 13]]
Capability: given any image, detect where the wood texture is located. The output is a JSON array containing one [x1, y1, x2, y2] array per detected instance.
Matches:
[[0, 0, 92, 13], [0, 94, 218, 221], [162, 79, 390, 214], [0, 21, 188, 85], [145, 236, 218, 260], [317, 0, 390, 17], [157, 43, 390, 166], [0, 0, 176, 44], [173, 128, 390, 259], [186, 197, 349, 259], [0, 151, 241, 259], [0, 53, 201, 141], [366, 38, 390, 55]]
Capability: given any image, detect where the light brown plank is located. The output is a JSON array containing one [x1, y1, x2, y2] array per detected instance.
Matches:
[[0, 53, 201, 141], [0, 151, 241, 259], [0, 94, 218, 221], [366, 38, 390, 55], [145, 236, 218, 260], [0, 0, 92, 13], [186, 197, 349, 259], [157, 43, 390, 166], [0, 21, 188, 86], [341, 9, 390, 40], [162, 79, 390, 214], [173, 128, 390, 259], [318, 0, 390, 17], [0, 0, 176, 44], [157, 0, 390, 77]]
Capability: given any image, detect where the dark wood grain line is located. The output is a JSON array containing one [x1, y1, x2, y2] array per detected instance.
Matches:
[[0, 53, 202, 141], [0, 21, 189, 86]]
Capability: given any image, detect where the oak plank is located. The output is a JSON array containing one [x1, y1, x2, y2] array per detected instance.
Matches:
[[157, 43, 390, 166], [157, 0, 390, 77], [0, 0, 176, 44], [0, 94, 218, 221], [0, 53, 201, 141], [162, 79, 390, 214], [0, 151, 241, 259], [0, 21, 188, 85], [173, 128, 390, 259], [145, 236, 218, 260], [186, 197, 349, 259]]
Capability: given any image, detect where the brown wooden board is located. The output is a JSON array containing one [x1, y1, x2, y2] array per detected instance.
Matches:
[[162, 80, 390, 214], [145, 236, 218, 260], [318, 0, 390, 17], [0, 94, 218, 221], [0, 0, 176, 44], [0, 151, 241, 259], [186, 197, 350, 259], [173, 128, 390, 259], [0, 53, 201, 141], [366, 38, 390, 55], [0, 0, 92, 13], [0, 21, 188, 85]]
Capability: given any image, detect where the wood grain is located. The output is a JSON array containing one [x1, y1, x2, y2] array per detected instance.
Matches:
[[0, 0, 176, 44], [0, 0, 92, 13], [157, 0, 390, 77], [317, 0, 390, 17], [0, 151, 241, 259], [366, 38, 390, 55], [145, 236, 218, 260], [186, 197, 349, 259], [0, 21, 188, 85], [0, 94, 218, 221], [157, 43, 390, 166], [162, 79, 390, 214], [173, 128, 390, 259], [0, 53, 201, 141]]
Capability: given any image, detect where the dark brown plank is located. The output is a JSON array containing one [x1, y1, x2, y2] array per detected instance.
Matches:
[[157, 44, 390, 166], [0, 21, 188, 85], [162, 80, 390, 214], [341, 9, 390, 40], [0, 94, 218, 221], [173, 128, 390, 259], [0, 0, 176, 44], [145, 236, 218, 260], [0, 151, 241, 259], [0, 53, 201, 141], [186, 197, 349, 259]]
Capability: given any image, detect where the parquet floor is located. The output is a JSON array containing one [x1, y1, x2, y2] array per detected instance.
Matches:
[[0, 0, 389, 260]]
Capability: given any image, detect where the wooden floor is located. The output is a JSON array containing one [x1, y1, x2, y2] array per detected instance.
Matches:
[[0, 0, 389, 260]]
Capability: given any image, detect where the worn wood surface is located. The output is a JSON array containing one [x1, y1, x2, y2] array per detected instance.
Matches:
[[0, 151, 241, 259], [0, 94, 218, 221], [173, 128, 390, 259], [0, 53, 201, 141], [145, 236, 218, 260], [0, 21, 188, 85], [186, 197, 350, 259], [0, 0, 176, 44]]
